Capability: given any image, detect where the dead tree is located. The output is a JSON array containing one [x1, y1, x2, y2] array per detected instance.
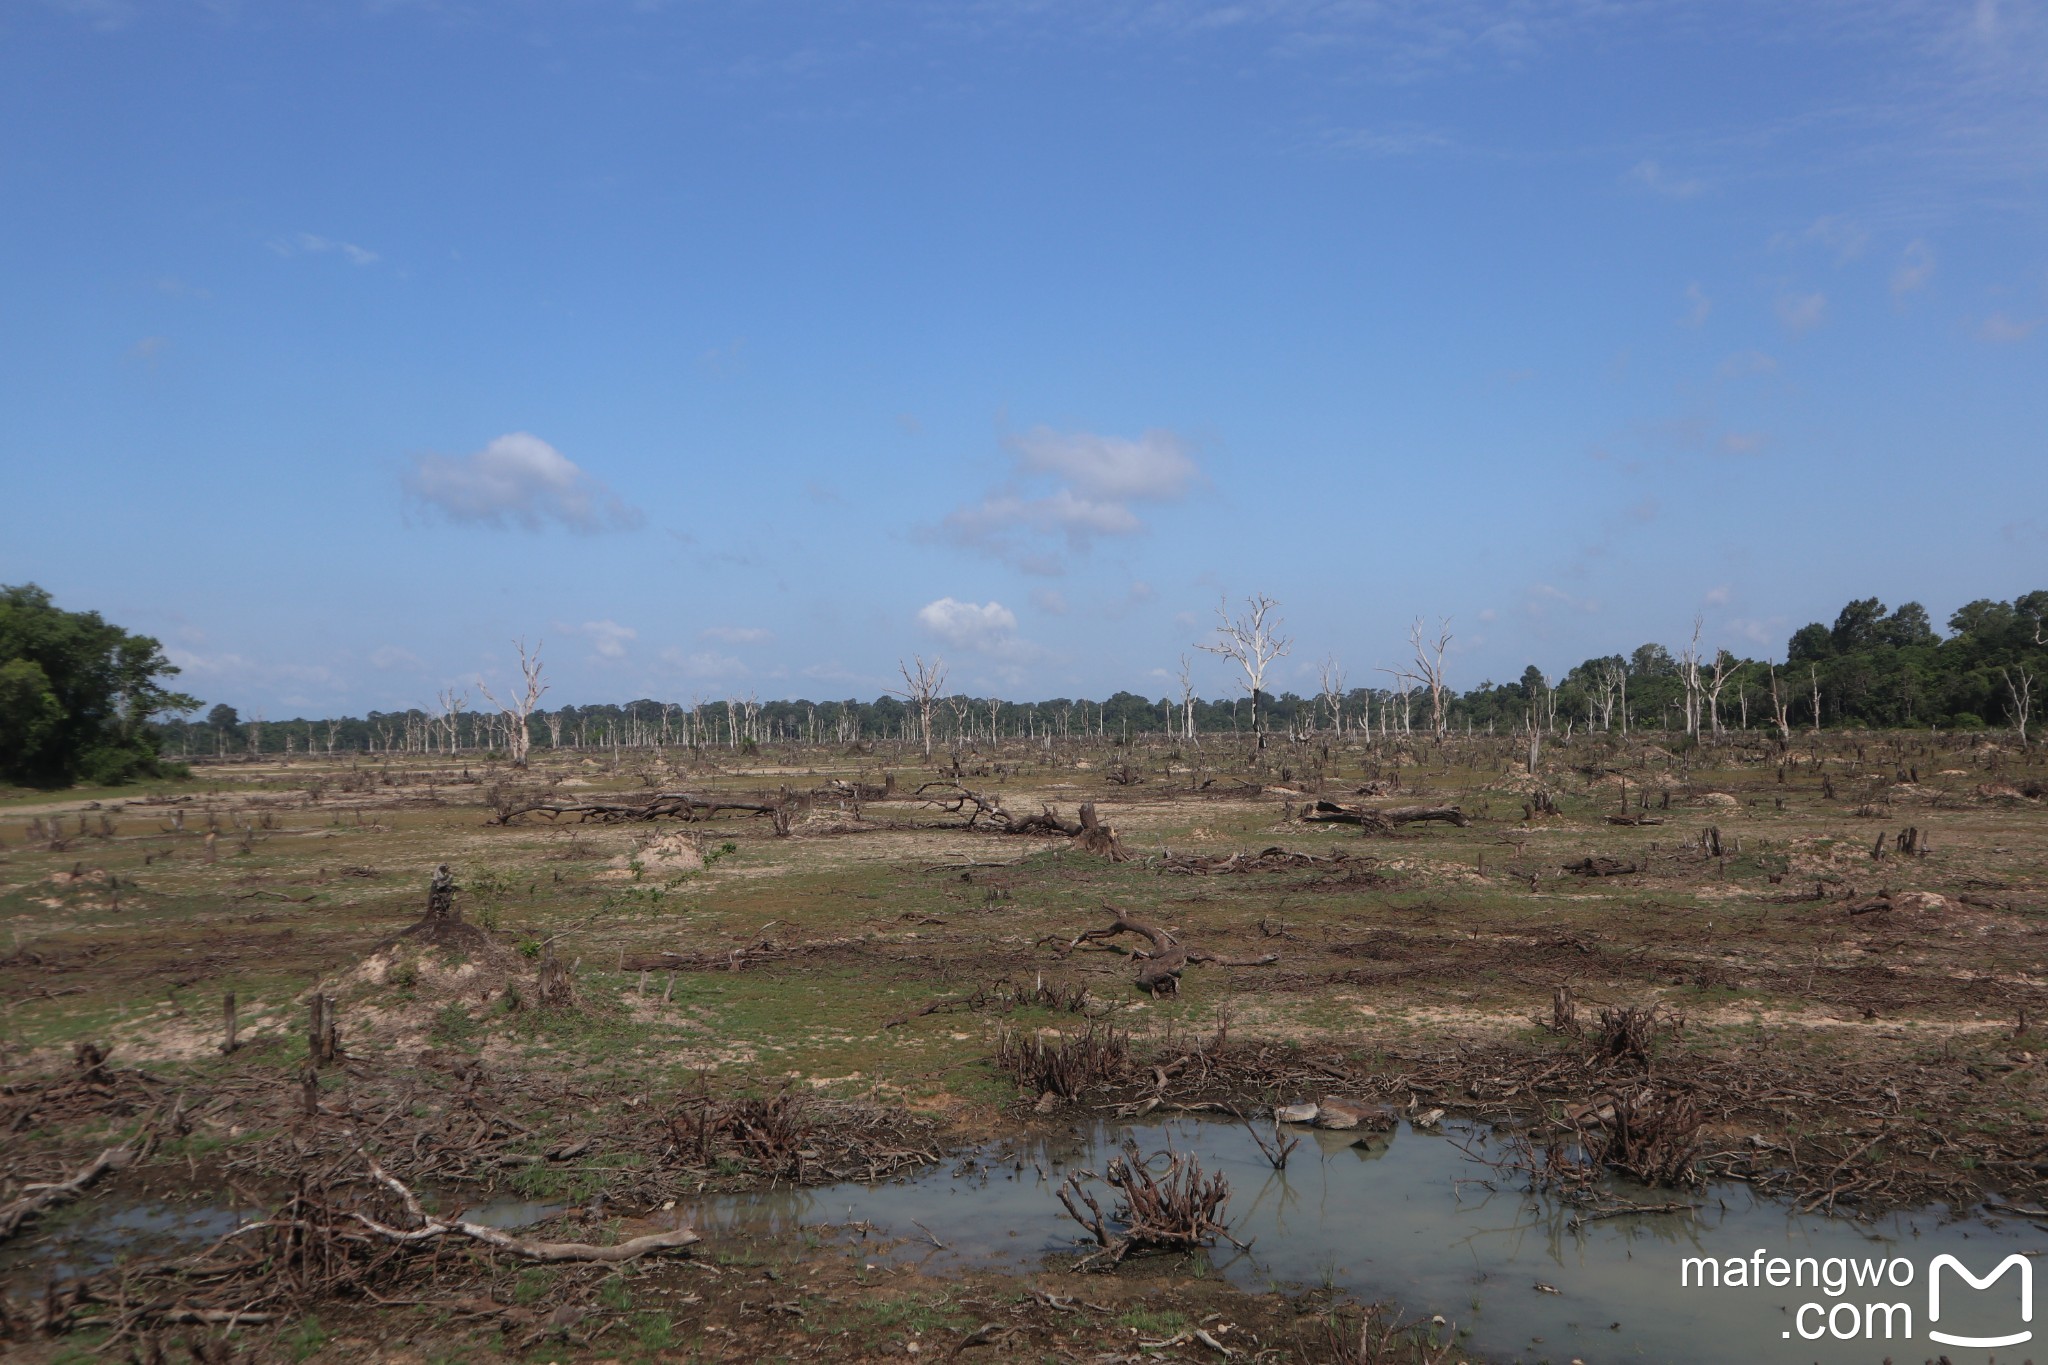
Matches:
[[1703, 648, 1733, 737], [894, 654, 947, 759], [477, 639, 547, 767], [2004, 664, 2036, 746], [1316, 655, 1348, 736], [917, 784, 1130, 859], [1767, 661, 1792, 741], [1409, 617, 1453, 739], [1176, 653, 1200, 746], [1594, 661, 1624, 733], [1198, 593, 1290, 750], [1678, 616, 1704, 737]]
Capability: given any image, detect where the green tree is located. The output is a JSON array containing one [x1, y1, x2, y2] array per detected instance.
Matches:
[[0, 584, 196, 787]]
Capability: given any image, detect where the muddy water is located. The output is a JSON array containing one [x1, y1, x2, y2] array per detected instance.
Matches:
[[677, 1117, 2043, 1365], [8, 1120, 2040, 1362], [0, 1192, 563, 1283]]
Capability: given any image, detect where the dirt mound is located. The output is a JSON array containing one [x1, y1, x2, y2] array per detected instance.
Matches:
[[1699, 792, 1739, 807], [607, 831, 705, 876]]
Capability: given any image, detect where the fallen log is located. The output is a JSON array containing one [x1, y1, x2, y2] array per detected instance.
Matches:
[[917, 785, 1129, 859], [1563, 856, 1639, 878], [1300, 800, 1470, 831]]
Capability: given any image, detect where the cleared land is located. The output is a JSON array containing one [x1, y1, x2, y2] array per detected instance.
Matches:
[[2, 731, 2046, 1361]]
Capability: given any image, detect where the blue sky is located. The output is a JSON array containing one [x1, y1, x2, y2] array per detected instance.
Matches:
[[2, 0, 2043, 717]]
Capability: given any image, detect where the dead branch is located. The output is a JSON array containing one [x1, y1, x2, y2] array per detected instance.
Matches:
[[0, 1139, 142, 1240], [1060, 903, 1274, 993], [356, 1158, 698, 1262], [488, 791, 785, 826]]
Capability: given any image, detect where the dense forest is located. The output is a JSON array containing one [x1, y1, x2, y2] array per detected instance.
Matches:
[[144, 591, 2046, 763], [4, 582, 2040, 784]]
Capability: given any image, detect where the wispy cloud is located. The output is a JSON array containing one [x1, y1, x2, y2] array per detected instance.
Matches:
[[568, 619, 636, 660], [1681, 282, 1712, 327], [1775, 291, 1828, 334], [1773, 215, 1868, 262], [1890, 239, 1936, 296], [700, 625, 774, 644], [1978, 312, 2040, 343], [658, 646, 746, 679], [269, 232, 381, 267], [1719, 431, 1767, 456], [1717, 349, 1778, 379], [370, 645, 422, 671], [1319, 124, 1453, 157], [403, 432, 642, 533], [1629, 158, 1704, 200], [928, 426, 1200, 573]]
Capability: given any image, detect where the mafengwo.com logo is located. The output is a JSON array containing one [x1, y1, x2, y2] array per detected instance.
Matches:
[[1681, 1248, 2034, 1348]]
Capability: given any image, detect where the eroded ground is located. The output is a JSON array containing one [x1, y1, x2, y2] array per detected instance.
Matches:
[[3, 732, 2045, 1361]]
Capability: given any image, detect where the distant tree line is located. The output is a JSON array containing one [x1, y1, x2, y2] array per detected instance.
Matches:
[[5, 581, 2042, 788], [162, 589, 2046, 762]]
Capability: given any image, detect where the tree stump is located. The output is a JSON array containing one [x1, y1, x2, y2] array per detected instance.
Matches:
[[537, 949, 577, 1009]]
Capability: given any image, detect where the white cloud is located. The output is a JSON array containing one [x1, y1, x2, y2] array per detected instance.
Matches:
[[404, 432, 642, 532], [1775, 291, 1828, 334], [1703, 585, 1733, 606], [700, 626, 774, 644], [570, 619, 636, 660], [1630, 158, 1704, 199], [1008, 427, 1198, 502], [370, 645, 423, 671], [1979, 312, 2040, 342], [270, 232, 381, 266], [929, 426, 1200, 571], [1891, 240, 1935, 296], [916, 597, 1039, 660], [1032, 588, 1070, 615]]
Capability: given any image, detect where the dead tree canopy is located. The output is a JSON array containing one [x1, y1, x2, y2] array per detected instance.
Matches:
[[918, 784, 1129, 860], [1299, 800, 1470, 832], [1060, 904, 1276, 994]]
